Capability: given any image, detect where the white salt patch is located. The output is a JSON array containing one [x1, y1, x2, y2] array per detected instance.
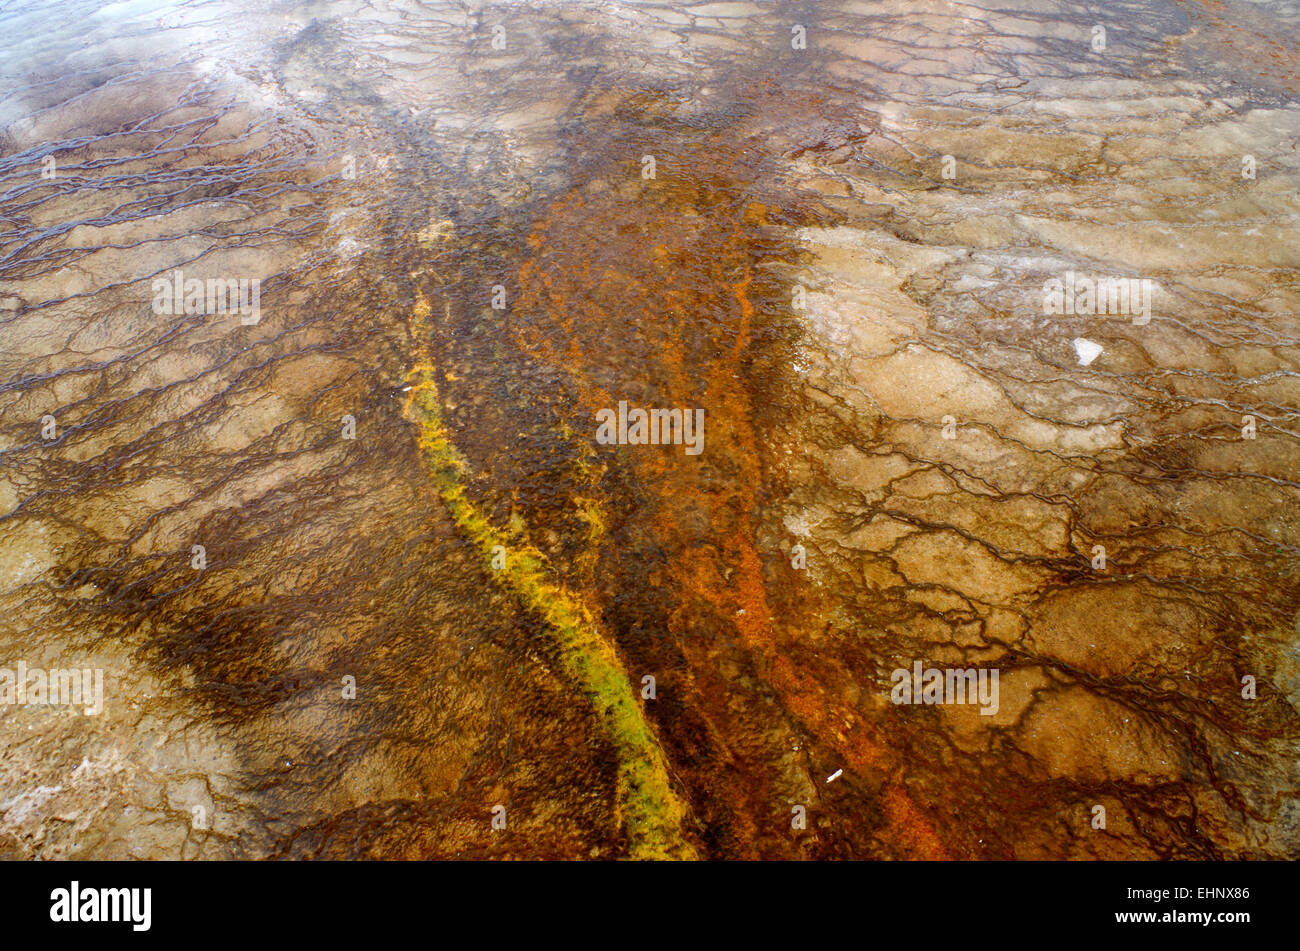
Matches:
[[1073, 338, 1103, 366]]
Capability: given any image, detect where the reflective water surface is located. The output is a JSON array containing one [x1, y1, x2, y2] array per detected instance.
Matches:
[[1, 0, 1298, 858]]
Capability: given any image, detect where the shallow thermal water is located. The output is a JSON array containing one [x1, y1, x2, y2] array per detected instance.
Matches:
[[0, 0, 1298, 859]]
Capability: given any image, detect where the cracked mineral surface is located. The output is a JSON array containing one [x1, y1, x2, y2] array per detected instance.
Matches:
[[0, 0, 1297, 859]]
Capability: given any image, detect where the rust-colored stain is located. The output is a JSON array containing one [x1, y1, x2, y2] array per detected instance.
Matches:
[[502, 105, 949, 857]]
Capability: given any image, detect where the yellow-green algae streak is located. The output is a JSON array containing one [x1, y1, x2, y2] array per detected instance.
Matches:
[[402, 295, 696, 860]]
